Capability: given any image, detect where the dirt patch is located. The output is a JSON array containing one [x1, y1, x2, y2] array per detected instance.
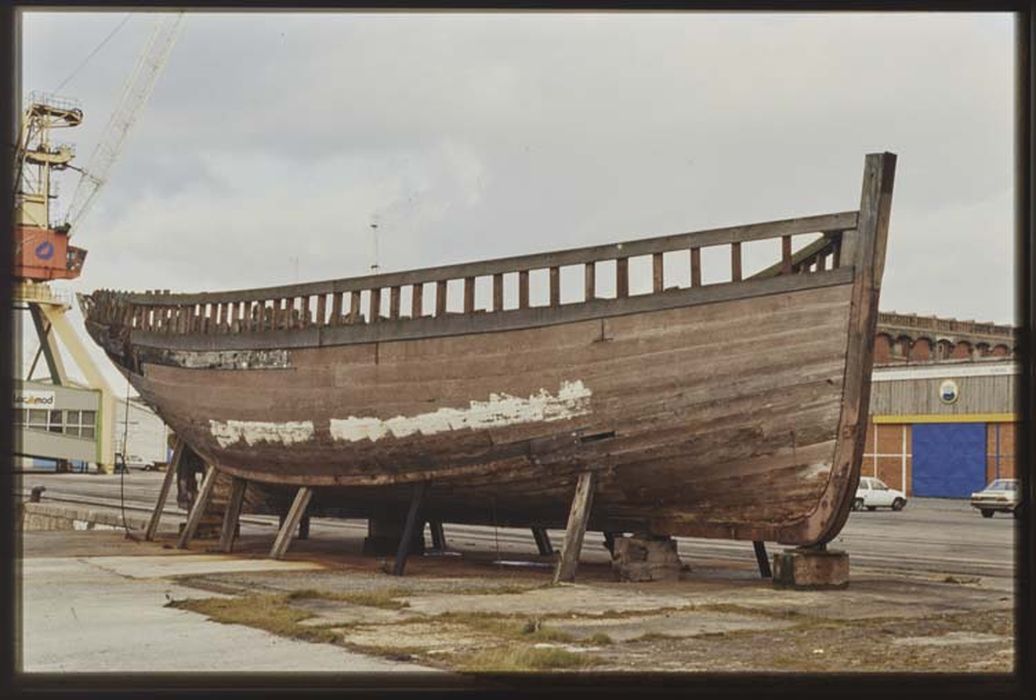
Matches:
[[164, 565, 1015, 673], [590, 610, 1015, 672]]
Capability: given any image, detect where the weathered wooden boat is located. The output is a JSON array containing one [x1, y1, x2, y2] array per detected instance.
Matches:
[[80, 153, 896, 559]]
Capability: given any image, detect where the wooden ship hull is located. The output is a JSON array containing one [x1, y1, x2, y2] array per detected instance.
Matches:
[[81, 153, 896, 548]]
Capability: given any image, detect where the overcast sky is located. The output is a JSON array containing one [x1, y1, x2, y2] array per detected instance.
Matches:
[[17, 11, 1016, 386]]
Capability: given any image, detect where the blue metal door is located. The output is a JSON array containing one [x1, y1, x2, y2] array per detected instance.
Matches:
[[912, 423, 986, 498]]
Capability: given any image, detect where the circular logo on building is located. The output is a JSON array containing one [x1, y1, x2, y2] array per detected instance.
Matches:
[[34, 241, 55, 260], [939, 379, 959, 404]]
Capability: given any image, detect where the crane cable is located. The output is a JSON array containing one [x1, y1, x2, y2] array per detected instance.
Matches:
[[53, 14, 133, 94]]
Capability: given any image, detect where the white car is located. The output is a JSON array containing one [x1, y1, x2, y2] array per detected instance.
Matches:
[[852, 477, 907, 512], [970, 479, 1021, 518]]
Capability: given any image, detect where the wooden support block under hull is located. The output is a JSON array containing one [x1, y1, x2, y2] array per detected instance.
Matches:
[[553, 470, 597, 583]]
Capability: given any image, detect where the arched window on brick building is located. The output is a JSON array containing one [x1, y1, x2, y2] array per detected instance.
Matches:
[[909, 337, 932, 362], [951, 340, 973, 360]]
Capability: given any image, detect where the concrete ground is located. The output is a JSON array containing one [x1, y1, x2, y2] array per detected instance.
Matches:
[[18, 532, 440, 673], [16, 489, 1018, 675]]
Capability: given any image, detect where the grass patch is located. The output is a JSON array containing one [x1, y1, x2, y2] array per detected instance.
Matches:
[[587, 633, 614, 645], [286, 588, 411, 610], [430, 612, 576, 643], [457, 645, 596, 672], [167, 594, 339, 644], [633, 632, 680, 642], [453, 583, 542, 596]]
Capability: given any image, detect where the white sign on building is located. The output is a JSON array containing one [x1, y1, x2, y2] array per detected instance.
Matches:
[[14, 389, 56, 409]]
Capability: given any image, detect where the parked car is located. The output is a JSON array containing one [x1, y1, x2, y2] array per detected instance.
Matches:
[[852, 477, 907, 511], [970, 478, 1021, 518]]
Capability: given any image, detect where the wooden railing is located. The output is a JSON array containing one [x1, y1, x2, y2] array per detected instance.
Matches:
[[86, 211, 858, 336]]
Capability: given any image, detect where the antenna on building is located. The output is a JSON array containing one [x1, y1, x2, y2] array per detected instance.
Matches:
[[369, 221, 380, 273]]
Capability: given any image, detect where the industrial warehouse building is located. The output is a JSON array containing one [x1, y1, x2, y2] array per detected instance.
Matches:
[[862, 313, 1018, 498], [14, 380, 170, 471]]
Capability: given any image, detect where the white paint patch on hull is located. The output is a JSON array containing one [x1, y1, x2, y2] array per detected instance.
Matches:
[[209, 419, 315, 448], [330, 380, 592, 443], [800, 462, 832, 480]]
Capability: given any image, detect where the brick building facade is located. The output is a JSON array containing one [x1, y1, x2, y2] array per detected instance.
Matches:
[[863, 313, 1018, 498]]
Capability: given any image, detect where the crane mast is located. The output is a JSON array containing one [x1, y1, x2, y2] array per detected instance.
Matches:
[[62, 13, 184, 233], [13, 13, 184, 476]]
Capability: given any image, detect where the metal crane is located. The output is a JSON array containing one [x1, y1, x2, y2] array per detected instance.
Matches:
[[13, 12, 184, 476], [61, 12, 185, 235]]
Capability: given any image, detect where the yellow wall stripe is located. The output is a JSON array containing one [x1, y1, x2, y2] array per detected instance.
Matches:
[[871, 413, 1017, 424]]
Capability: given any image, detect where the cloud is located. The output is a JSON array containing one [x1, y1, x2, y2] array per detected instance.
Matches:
[[18, 9, 1014, 337]]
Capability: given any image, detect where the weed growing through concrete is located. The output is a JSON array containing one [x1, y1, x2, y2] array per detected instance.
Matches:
[[286, 588, 411, 610], [456, 645, 596, 672], [167, 594, 339, 644]]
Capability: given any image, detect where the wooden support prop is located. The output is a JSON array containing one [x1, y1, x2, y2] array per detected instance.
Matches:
[[429, 520, 446, 551], [690, 247, 702, 287], [177, 464, 218, 549], [389, 286, 401, 319], [219, 476, 248, 553], [463, 277, 475, 313], [532, 527, 554, 556], [549, 266, 560, 307], [781, 235, 793, 274], [330, 292, 343, 326], [392, 481, 428, 576], [731, 241, 742, 282], [412, 283, 424, 318], [144, 438, 184, 541], [492, 273, 504, 311], [272, 299, 283, 330], [316, 293, 327, 326], [436, 280, 448, 316], [349, 290, 361, 321], [652, 252, 664, 292], [753, 540, 772, 578], [518, 270, 530, 309], [270, 487, 313, 560], [553, 470, 597, 583], [616, 258, 629, 298], [369, 288, 381, 323], [584, 262, 596, 301]]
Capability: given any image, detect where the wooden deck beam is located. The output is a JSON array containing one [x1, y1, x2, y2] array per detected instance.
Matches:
[[553, 470, 597, 583]]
